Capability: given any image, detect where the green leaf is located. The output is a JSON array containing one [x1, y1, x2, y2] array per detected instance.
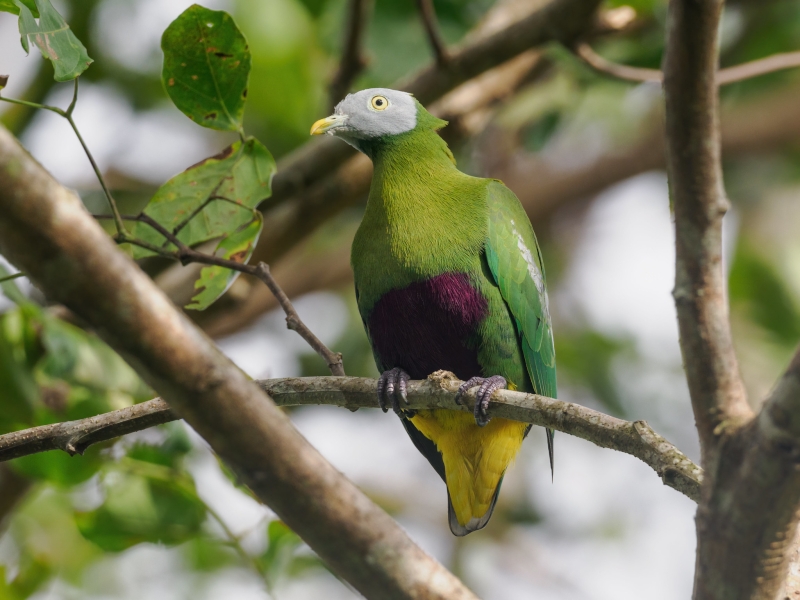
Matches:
[[38, 314, 144, 395], [76, 465, 206, 552], [186, 213, 262, 311], [0, 0, 37, 16], [15, 0, 92, 81], [11, 444, 104, 485], [729, 243, 800, 346], [162, 4, 251, 131], [130, 137, 274, 258]]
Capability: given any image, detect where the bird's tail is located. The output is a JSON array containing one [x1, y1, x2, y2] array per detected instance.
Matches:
[[447, 475, 505, 537]]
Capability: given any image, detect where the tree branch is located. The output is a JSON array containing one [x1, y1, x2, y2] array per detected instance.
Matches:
[[328, 0, 372, 109], [693, 348, 800, 599], [576, 42, 800, 86], [416, 0, 449, 66], [0, 372, 703, 502], [0, 124, 474, 600], [663, 0, 751, 459], [663, 1, 800, 598]]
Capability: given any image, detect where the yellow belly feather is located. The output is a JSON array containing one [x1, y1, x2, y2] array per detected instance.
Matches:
[[409, 409, 528, 527]]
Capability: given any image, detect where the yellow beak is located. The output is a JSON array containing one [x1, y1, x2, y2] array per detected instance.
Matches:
[[310, 114, 346, 135]]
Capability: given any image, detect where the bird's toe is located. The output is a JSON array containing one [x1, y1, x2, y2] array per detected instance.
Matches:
[[473, 375, 507, 427], [377, 368, 410, 414]]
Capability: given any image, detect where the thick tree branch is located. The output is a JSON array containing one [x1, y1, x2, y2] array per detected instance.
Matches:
[[0, 125, 475, 600], [664, 1, 800, 598], [663, 0, 751, 459], [0, 373, 703, 502], [693, 348, 800, 599], [576, 42, 800, 86], [329, 0, 372, 109]]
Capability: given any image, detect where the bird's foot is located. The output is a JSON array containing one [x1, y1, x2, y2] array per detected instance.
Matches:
[[377, 367, 410, 414], [455, 375, 507, 427]]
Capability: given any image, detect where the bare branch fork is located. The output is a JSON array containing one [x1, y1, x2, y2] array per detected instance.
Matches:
[[93, 211, 345, 377], [0, 372, 703, 502]]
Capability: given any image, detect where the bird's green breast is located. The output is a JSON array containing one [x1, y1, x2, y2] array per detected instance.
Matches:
[[351, 128, 490, 313]]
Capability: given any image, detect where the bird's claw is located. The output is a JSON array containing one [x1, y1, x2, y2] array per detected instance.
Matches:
[[455, 375, 507, 427], [377, 367, 410, 414]]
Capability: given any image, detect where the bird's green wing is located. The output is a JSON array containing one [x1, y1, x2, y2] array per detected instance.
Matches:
[[485, 181, 557, 467]]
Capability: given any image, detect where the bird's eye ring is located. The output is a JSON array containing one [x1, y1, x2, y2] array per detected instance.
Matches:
[[370, 95, 389, 111]]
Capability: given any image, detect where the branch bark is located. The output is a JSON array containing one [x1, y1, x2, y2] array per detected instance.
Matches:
[[663, 0, 751, 458], [0, 373, 703, 503], [693, 348, 800, 599], [664, 1, 800, 598], [0, 125, 475, 600]]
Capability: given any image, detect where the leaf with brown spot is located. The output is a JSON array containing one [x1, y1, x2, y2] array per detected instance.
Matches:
[[186, 214, 263, 311], [161, 5, 250, 132], [15, 0, 92, 81]]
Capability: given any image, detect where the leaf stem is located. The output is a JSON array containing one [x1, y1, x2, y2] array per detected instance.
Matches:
[[64, 113, 126, 237], [0, 81, 127, 237], [0, 272, 25, 284]]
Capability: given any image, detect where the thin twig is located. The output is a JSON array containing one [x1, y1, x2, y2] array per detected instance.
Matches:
[[94, 211, 346, 376], [575, 43, 800, 87], [574, 43, 661, 83], [416, 0, 449, 66], [0, 82, 127, 237], [0, 272, 24, 284], [329, 0, 371, 109], [0, 373, 703, 502]]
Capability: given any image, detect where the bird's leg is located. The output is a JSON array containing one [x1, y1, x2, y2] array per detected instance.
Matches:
[[454, 375, 507, 427], [377, 367, 411, 414]]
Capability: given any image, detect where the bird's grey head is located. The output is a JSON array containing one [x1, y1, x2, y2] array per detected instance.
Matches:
[[310, 88, 417, 146]]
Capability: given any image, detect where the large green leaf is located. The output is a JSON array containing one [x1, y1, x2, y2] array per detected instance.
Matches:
[[186, 214, 263, 311], [0, 0, 36, 16], [76, 460, 206, 552], [162, 4, 251, 131], [15, 0, 92, 81], [38, 314, 145, 395], [130, 137, 274, 258]]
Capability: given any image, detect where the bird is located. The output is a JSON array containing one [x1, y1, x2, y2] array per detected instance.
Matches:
[[310, 88, 556, 536]]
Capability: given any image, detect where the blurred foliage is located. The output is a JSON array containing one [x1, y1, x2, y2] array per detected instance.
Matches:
[[555, 329, 635, 417], [730, 242, 800, 347]]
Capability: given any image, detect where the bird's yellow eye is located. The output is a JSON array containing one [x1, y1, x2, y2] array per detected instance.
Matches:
[[370, 95, 389, 111]]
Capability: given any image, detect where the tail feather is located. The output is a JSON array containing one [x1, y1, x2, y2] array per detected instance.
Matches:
[[546, 428, 555, 481], [447, 474, 505, 536]]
